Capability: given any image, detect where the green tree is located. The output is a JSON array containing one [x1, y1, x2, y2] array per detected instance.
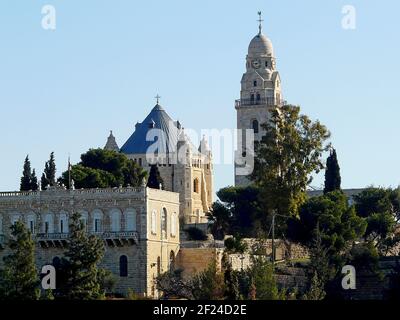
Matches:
[[287, 191, 367, 266], [209, 186, 266, 238], [251, 105, 331, 220], [20, 155, 33, 191], [58, 212, 105, 300], [60, 149, 147, 189], [353, 187, 399, 254], [0, 221, 40, 300], [324, 148, 341, 194], [147, 164, 164, 189], [207, 201, 232, 240], [41, 152, 56, 190], [249, 257, 284, 300], [191, 262, 225, 300], [302, 226, 331, 300], [224, 261, 240, 300]]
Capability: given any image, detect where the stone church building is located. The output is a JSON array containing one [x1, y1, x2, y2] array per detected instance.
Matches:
[[0, 14, 278, 298], [105, 102, 214, 225]]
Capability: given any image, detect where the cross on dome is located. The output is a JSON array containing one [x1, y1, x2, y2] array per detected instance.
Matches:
[[257, 11, 264, 34]]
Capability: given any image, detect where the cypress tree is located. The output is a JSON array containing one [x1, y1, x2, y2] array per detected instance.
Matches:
[[59, 212, 105, 300], [41, 166, 49, 190], [41, 152, 57, 190], [30, 169, 38, 191], [20, 155, 32, 191], [324, 148, 341, 194], [0, 221, 40, 300], [147, 165, 164, 190], [47, 152, 56, 186]]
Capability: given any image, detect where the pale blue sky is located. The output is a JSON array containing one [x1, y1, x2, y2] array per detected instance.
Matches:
[[0, 0, 399, 195]]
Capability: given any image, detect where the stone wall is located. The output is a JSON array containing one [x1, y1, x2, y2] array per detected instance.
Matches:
[[0, 186, 181, 298], [176, 247, 224, 278]]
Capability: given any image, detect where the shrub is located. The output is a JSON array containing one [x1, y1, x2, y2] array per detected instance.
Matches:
[[185, 227, 207, 241]]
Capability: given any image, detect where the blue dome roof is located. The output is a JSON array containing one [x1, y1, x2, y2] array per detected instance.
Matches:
[[120, 104, 180, 155]]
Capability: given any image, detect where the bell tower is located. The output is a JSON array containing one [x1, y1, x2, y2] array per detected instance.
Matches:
[[235, 12, 284, 187]]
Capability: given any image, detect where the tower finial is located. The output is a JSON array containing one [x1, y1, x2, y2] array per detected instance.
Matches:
[[155, 94, 161, 105], [257, 11, 263, 34]]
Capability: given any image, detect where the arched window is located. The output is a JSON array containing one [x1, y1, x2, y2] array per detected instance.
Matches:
[[161, 208, 167, 237], [256, 93, 261, 101], [193, 178, 199, 193], [265, 61, 268, 68], [120, 255, 128, 277], [11, 214, 20, 226], [252, 119, 259, 134], [250, 94, 255, 103], [169, 251, 175, 272], [253, 80, 257, 87], [59, 213, 68, 234], [79, 211, 88, 232], [43, 213, 54, 234], [27, 213, 36, 234], [170, 213, 177, 237], [110, 209, 121, 232], [92, 210, 103, 233], [125, 209, 137, 231], [151, 210, 157, 234], [157, 257, 161, 276]]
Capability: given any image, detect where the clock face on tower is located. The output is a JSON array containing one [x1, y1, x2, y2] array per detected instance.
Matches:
[[251, 60, 260, 69]]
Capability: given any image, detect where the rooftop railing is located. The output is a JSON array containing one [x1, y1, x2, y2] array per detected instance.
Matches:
[[235, 98, 286, 108], [0, 186, 145, 198]]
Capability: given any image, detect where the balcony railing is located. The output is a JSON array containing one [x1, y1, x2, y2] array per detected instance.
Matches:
[[235, 98, 286, 108], [35, 231, 139, 247], [102, 231, 139, 241], [36, 233, 69, 241]]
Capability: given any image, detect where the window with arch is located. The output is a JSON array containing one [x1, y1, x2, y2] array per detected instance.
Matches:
[[43, 213, 54, 234], [125, 209, 137, 231], [59, 213, 68, 234], [169, 251, 175, 272], [256, 93, 261, 101], [265, 61, 268, 68], [110, 209, 121, 232], [193, 178, 199, 193], [119, 255, 128, 277], [11, 214, 20, 226], [250, 94, 255, 102], [161, 208, 167, 236], [151, 210, 157, 234], [170, 213, 177, 237], [252, 119, 259, 134], [92, 210, 103, 233], [79, 211, 88, 232], [253, 80, 257, 87], [27, 213, 36, 234]]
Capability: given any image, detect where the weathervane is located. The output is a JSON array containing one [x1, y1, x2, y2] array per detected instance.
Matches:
[[257, 11, 263, 34], [155, 94, 161, 105]]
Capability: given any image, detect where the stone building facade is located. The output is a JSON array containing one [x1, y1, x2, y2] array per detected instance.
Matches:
[[0, 186, 180, 297], [106, 103, 213, 224], [235, 14, 284, 186]]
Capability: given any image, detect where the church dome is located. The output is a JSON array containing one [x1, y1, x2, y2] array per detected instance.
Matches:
[[248, 33, 274, 57]]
